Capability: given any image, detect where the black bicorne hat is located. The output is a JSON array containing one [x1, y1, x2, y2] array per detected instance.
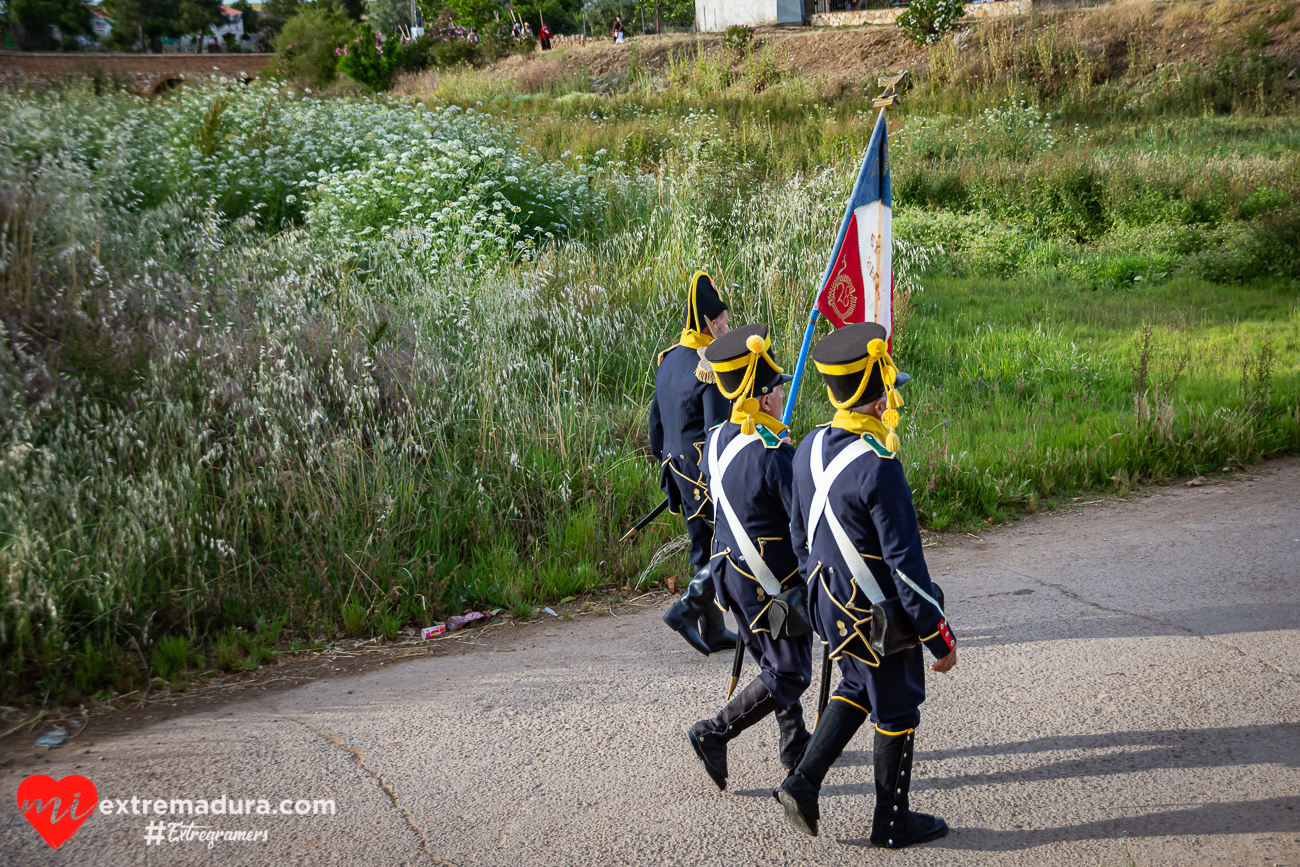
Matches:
[[811, 322, 910, 449], [704, 324, 793, 399], [811, 322, 910, 407], [682, 271, 727, 333]]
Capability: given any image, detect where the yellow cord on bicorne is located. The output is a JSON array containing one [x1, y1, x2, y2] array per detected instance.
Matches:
[[713, 333, 784, 435], [816, 337, 904, 452], [679, 272, 715, 349]]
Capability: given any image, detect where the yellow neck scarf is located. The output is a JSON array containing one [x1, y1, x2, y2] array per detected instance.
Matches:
[[731, 406, 787, 438], [831, 409, 892, 446], [679, 329, 712, 350]]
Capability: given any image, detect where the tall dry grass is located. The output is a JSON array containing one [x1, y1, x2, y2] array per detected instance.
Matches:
[[1, 67, 1297, 705]]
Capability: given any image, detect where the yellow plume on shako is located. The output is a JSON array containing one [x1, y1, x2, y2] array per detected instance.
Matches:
[[810, 322, 909, 453], [703, 324, 791, 438]]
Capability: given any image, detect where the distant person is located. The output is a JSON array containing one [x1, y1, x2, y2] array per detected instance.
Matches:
[[511, 21, 521, 41], [523, 22, 533, 40], [539, 22, 552, 50], [468, 27, 479, 44], [613, 16, 625, 43]]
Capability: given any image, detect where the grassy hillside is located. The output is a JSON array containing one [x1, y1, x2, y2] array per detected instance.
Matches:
[[1, 1, 1297, 705]]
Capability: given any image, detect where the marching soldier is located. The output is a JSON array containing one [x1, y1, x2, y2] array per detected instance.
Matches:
[[651, 272, 737, 655], [775, 321, 957, 849], [687, 325, 814, 789]]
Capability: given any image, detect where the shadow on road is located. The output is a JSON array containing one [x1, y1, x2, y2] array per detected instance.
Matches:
[[836, 796, 1300, 850], [827, 723, 1300, 775], [958, 601, 1298, 648], [734, 724, 1300, 804]]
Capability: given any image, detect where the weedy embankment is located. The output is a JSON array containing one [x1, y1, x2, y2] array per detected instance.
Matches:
[[1, 0, 1298, 705]]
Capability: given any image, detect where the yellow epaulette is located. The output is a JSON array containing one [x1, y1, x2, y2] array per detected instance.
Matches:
[[695, 362, 715, 384], [656, 344, 680, 367]]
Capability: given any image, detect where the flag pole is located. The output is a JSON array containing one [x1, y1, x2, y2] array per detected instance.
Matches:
[[781, 171, 861, 428], [782, 73, 907, 429], [781, 306, 819, 427]]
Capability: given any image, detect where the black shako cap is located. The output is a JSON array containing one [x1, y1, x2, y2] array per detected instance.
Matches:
[[704, 323, 793, 397], [811, 322, 910, 407], [684, 272, 727, 330]]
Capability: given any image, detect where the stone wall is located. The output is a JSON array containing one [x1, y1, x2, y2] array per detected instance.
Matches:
[[810, 0, 1031, 28], [0, 51, 272, 93]]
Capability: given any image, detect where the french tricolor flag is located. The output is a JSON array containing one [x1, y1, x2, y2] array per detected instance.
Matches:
[[815, 109, 892, 342]]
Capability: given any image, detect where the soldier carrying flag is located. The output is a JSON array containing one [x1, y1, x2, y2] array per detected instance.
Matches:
[[771, 74, 959, 850], [773, 325, 957, 849]]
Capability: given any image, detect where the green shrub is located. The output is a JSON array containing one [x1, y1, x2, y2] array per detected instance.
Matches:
[[337, 24, 405, 91], [267, 0, 358, 87], [723, 24, 756, 55], [896, 0, 964, 46], [342, 602, 368, 637], [432, 38, 479, 68], [374, 611, 402, 640], [152, 635, 201, 679], [398, 33, 438, 71], [1240, 187, 1291, 220], [215, 631, 251, 672]]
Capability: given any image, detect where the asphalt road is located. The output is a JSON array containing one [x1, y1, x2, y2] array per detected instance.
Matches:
[[5, 461, 1299, 867]]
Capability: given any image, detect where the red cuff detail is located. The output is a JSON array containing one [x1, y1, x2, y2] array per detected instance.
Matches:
[[937, 619, 955, 651]]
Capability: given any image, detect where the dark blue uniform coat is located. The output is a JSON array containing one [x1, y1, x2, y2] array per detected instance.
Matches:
[[648, 345, 731, 569], [789, 424, 956, 731], [702, 418, 813, 710]]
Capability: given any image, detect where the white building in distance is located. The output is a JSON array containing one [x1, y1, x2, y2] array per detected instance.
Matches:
[[694, 0, 804, 31]]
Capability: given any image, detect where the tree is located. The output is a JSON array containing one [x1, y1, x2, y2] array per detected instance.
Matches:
[[509, 0, 581, 36], [105, 0, 223, 51], [267, 0, 357, 86], [336, 23, 403, 89], [419, 0, 499, 30], [257, 0, 301, 40], [10, 0, 91, 49], [232, 0, 257, 34], [367, 0, 414, 34]]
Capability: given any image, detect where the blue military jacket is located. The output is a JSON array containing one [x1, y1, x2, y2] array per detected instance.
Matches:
[[789, 423, 955, 664], [701, 416, 801, 633], [648, 344, 731, 516]]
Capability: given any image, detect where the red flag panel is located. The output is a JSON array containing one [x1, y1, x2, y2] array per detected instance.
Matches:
[[816, 213, 868, 329]]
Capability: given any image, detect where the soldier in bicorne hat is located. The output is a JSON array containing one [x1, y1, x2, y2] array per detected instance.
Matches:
[[686, 324, 814, 790], [651, 272, 738, 656], [774, 321, 957, 850]]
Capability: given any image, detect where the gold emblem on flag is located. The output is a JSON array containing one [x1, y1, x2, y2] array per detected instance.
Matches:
[[827, 259, 857, 322]]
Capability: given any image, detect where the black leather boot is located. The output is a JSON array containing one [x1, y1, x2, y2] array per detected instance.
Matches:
[[687, 678, 776, 791], [869, 728, 948, 849], [773, 699, 867, 837], [774, 702, 811, 771], [662, 566, 717, 656], [699, 602, 737, 653]]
